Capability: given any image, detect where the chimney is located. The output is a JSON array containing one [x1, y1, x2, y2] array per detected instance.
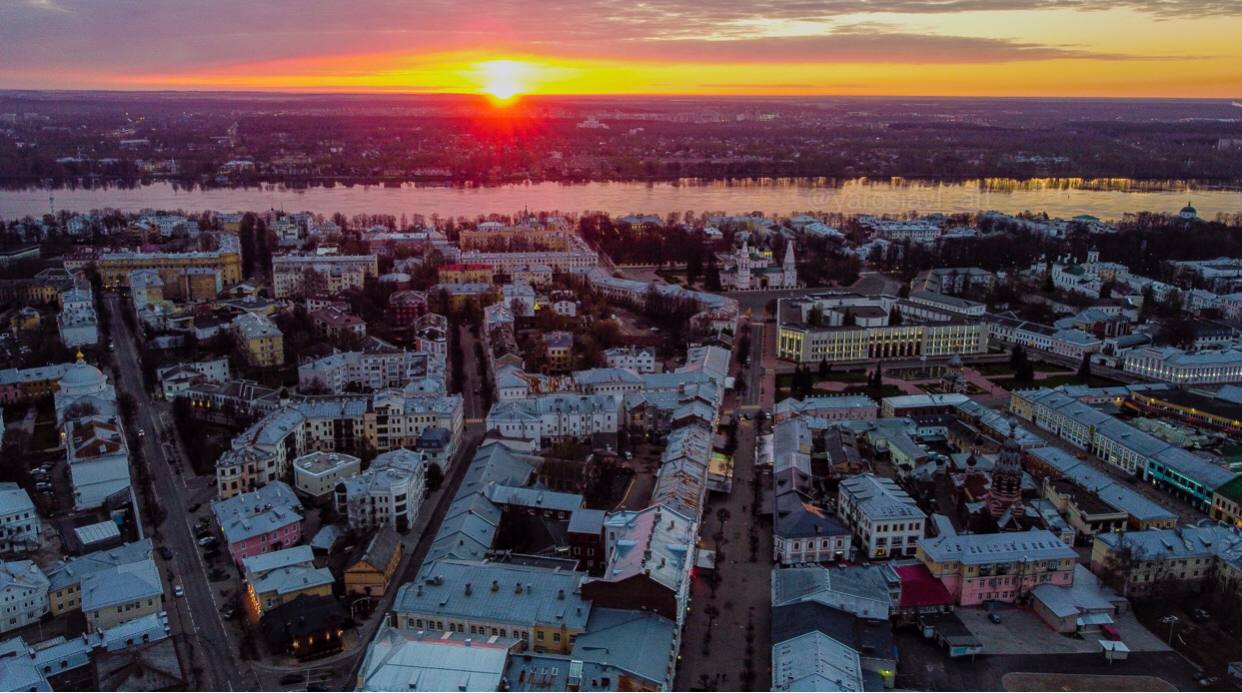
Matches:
[[465, 582, 472, 596]]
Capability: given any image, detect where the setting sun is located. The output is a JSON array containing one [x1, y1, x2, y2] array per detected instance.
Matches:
[[475, 59, 527, 101]]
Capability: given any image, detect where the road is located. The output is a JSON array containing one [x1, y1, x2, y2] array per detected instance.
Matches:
[[105, 293, 256, 691]]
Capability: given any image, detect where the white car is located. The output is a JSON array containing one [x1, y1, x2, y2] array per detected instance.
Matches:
[[173, 585, 184, 598]]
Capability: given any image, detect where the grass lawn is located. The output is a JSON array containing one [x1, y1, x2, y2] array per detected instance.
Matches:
[[976, 361, 1068, 376]]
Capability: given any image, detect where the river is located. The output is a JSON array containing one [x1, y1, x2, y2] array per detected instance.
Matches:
[[2, 178, 1240, 220]]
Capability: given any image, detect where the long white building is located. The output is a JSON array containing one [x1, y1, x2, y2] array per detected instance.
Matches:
[[484, 393, 622, 447], [298, 349, 440, 394], [1123, 346, 1242, 385]]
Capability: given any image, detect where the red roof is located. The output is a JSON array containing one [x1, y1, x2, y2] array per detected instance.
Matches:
[[895, 563, 954, 609]]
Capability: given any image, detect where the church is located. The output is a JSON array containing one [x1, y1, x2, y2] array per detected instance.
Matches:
[[720, 240, 797, 291]]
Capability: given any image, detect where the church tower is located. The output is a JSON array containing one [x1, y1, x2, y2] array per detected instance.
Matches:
[[782, 241, 797, 288], [987, 422, 1024, 518], [737, 241, 751, 289]]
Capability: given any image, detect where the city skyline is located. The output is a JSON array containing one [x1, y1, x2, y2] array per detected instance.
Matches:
[[1, 0, 1240, 97]]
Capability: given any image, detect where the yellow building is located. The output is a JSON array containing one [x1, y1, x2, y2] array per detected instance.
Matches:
[[242, 546, 335, 623], [97, 250, 242, 289], [344, 528, 403, 597], [1212, 476, 1242, 528], [0, 278, 63, 305], [9, 307, 41, 331], [232, 312, 285, 367], [80, 559, 164, 632], [459, 227, 571, 251], [437, 263, 495, 284], [545, 331, 574, 372]]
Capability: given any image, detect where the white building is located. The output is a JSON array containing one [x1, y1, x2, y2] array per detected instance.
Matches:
[[57, 285, 98, 349], [721, 241, 797, 291], [0, 561, 49, 633], [500, 282, 537, 317], [292, 451, 362, 499], [1124, 346, 1242, 385], [156, 358, 231, 400], [298, 350, 437, 394], [837, 474, 926, 559], [484, 393, 622, 447], [54, 355, 117, 423], [271, 254, 378, 298], [604, 346, 659, 374], [65, 416, 132, 511], [0, 484, 38, 554], [335, 449, 426, 533], [415, 314, 449, 369]]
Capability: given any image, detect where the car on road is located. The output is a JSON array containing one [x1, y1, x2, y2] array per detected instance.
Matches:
[[137, 428, 145, 438], [158, 546, 174, 560], [279, 673, 303, 685], [1190, 608, 1211, 623], [188, 503, 201, 513], [988, 613, 1003, 624], [173, 585, 184, 598]]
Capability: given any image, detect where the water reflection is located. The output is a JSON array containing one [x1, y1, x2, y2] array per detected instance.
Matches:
[[0, 177, 1237, 220]]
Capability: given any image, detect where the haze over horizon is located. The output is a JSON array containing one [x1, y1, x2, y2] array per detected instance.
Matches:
[[1, 0, 1240, 98]]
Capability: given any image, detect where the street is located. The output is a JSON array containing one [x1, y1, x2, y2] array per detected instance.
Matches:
[[675, 314, 774, 691], [104, 293, 257, 691]]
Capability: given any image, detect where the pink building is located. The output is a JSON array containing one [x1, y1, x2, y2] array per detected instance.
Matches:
[[916, 529, 1077, 606], [211, 481, 305, 565]]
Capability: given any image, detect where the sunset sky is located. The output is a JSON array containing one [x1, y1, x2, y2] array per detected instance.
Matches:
[[1, 0, 1239, 97]]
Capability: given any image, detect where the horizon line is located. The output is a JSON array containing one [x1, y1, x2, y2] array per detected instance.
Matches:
[[0, 88, 1238, 102]]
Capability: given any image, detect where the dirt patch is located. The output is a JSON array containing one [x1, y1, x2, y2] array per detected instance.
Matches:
[[1003, 672, 1177, 692]]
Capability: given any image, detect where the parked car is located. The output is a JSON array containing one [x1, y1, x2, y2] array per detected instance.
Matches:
[[173, 585, 184, 598], [988, 613, 1003, 624], [197, 536, 217, 548], [279, 674, 303, 685], [1191, 608, 1211, 623], [158, 547, 174, 560]]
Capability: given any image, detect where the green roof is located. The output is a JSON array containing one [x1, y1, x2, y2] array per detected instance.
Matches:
[[1215, 474, 1242, 504]]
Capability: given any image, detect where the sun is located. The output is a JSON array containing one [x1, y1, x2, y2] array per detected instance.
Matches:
[[475, 59, 528, 102]]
